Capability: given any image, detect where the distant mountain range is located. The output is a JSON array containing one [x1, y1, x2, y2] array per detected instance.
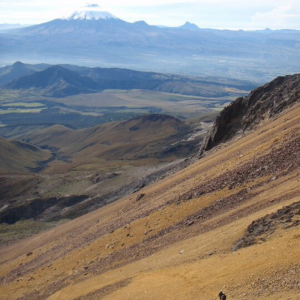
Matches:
[[0, 24, 31, 31], [1, 61, 257, 97], [5, 65, 99, 97], [0, 61, 50, 84], [1, 10, 300, 81]]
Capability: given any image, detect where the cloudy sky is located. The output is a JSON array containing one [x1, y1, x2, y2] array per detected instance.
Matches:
[[1, 0, 300, 30]]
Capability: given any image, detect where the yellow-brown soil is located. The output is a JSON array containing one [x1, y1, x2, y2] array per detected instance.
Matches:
[[0, 103, 299, 300]]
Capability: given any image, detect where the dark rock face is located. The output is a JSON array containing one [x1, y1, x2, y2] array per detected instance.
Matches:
[[0, 195, 89, 224], [232, 201, 300, 251], [135, 193, 145, 201], [199, 74, 300, 155]]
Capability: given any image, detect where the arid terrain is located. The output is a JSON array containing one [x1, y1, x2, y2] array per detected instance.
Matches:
[[0, 113, 209, 238], [0, 75, 299, 300]]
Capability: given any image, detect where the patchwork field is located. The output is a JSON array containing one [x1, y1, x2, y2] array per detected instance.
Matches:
[[0, 78, 249, 138]]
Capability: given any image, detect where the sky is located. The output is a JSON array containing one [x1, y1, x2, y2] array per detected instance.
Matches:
[[1, 0, 300, 30]]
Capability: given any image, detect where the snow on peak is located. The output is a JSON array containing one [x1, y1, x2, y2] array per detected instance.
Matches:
[[66, 10, 118, 21], [62, 4, 118, 21]]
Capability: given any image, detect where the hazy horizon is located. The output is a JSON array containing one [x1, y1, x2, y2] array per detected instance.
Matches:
[[1, 0, 300, 30]]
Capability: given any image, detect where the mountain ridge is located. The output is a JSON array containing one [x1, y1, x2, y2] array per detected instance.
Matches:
[[199, 73, 300, 155], [1, 16, 300, 81], [20, 113, 193, 172], [3, 63, 257, 97], [0, 61, 49, 84], [5, 65, 99, 97]]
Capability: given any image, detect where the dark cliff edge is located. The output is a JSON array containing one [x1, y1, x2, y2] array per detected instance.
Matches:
[[199, 73, 300, 156]]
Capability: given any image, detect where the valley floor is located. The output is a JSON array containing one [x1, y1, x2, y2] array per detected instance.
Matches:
[[0, 102, 300, 300]]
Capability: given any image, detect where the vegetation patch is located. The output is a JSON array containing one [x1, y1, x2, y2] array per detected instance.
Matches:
[[0, 219, 66, 245], [2, 102, 46, 108], [0, 108, 45, 114]]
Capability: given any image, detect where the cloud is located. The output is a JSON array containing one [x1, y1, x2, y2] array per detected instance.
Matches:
[[85, 4, 100, 8], [250, 3, 300, 29], [0, 10, 60, 23], [104, 0, 197, 5], [81, 3, 102, 11]]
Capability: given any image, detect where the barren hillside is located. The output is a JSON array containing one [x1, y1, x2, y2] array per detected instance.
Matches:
[[0, 137, 51, 173], [21, 114, 195, 173], [0, 78, 299, 300], [0, 114, 202, 233]]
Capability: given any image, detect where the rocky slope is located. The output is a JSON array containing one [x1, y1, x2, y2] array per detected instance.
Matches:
[[233, 201, 300, 251], [200, 73, 300, 155], [0, 75, 299, 300]]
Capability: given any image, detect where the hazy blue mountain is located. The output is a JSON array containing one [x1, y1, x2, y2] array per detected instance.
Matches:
[[0, 61, 50, 84], [4, 63, 257, 98], [5, 65, 99, 97], [179, 22, 199, 30], [1, 12, 300, 82], [0, 24, 32, 31], [80, 67, 168, 90]]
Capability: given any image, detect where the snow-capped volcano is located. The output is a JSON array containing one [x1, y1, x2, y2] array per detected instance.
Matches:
[[62, 4, 119, 21], [66, 10, 118, 21]]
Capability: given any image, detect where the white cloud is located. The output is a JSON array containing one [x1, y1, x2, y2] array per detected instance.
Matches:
[[250, 2, 300, 29]]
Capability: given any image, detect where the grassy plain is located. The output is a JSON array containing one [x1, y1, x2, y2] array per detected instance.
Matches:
[[58, 89, 240, 117], [0, 88, 238, 138], [0, 220, 67, 244], [0, 108, 45, 114], [2, 102, 46, 108]]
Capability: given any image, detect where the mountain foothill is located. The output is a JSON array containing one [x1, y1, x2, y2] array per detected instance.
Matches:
[[0, 61, 256, 97]]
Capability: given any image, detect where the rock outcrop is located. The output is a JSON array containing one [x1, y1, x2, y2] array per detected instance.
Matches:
[[199, 73, 300, 156], [232, 201, 300, 251]]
